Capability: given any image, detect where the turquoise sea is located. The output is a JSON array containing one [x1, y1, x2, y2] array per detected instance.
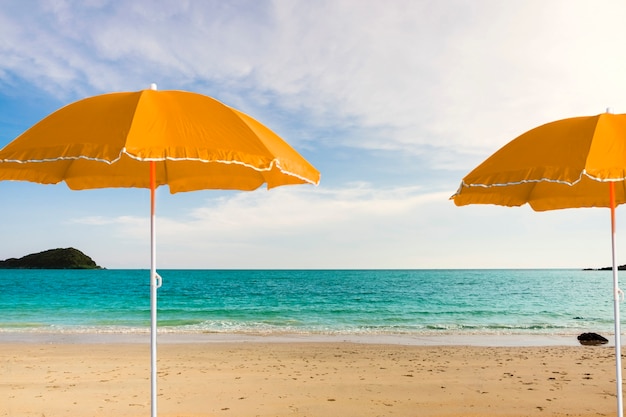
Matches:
[[0, 269, 620, 336]]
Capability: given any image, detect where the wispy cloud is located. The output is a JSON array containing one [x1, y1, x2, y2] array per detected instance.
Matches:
[[69, 184, 452, 268], [5, 0, 626, 168]]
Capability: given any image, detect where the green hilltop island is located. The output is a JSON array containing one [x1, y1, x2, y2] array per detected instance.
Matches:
[[0, 247, 102, 269]]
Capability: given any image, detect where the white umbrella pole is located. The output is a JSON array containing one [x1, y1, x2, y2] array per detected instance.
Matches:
[[150, 161, 161, 417], [610, 182, 623, 417]]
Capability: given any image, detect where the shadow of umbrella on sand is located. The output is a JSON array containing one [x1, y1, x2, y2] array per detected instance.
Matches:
[[451, 111, 626, 417], [0, 84, 320, 417]]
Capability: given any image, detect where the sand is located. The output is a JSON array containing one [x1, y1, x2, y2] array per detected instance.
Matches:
[[1, 338, 621, 417]]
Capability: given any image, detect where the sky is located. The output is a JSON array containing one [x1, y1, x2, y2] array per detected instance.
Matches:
[[2, 0, 626, 269]]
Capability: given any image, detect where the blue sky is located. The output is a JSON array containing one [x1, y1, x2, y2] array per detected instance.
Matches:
[[1, 0, 626, 269]]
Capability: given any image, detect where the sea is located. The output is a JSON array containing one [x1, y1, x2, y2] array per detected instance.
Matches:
[[0, 269, 621, 343]]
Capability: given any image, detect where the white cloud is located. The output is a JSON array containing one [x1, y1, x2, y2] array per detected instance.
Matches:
[[5, 0, 626, 166], [74, 215, 144, 227], [70, 184, 453, 268], [145, 185, 618, 269]]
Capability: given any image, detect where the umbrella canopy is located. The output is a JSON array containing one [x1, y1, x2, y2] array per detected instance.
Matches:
[[453, 112, 626, 210], [0, 86, 320, 191], [451, 111, 626, 417], [0, 85, 320, 417]]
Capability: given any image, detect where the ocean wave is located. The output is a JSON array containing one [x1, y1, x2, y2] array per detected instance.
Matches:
[[0, 320, 604, 337]]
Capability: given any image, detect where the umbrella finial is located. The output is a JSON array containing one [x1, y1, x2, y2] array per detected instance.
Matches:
[[150, 83, 158, 91], [607, 107, 613, 114]]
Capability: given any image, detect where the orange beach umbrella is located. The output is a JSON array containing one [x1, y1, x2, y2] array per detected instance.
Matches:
[[0, 86, 319, 191], [451, 111, 626, 417], [0, 84, 320, 417]]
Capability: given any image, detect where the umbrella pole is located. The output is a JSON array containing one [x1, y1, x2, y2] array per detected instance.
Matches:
[[610, 182, 624, 417], [150, 160, 161, 417]]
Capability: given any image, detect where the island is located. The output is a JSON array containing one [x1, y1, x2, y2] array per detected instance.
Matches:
[[583, 265, 626, 271], [0, 247, 102, 269]]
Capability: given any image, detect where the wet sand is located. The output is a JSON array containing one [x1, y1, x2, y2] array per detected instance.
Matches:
[[0, 337, 620, 417]]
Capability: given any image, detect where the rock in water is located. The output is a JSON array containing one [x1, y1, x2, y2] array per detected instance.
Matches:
[[577, 332, 609, 346]]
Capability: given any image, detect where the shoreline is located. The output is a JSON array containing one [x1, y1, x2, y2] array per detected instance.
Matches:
[[0, 330, 613, 347]]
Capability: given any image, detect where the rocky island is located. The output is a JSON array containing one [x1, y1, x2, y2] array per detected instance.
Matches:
[[583, 265, 626, 271], [0, 247, 102, 269]]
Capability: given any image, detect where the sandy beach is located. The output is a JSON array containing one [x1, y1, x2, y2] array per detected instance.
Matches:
[[1, 337, 621, 417]]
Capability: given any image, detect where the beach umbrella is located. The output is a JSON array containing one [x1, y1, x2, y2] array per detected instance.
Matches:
[[451, 111, 626, 417], [0, 84, 320, 417]]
